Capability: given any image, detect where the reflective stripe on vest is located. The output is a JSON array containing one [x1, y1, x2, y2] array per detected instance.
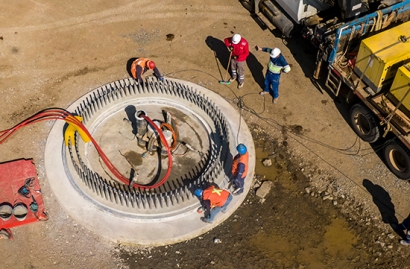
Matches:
[[268, 61, 283, 74], [203, 186, 229, 208], [131, 58, 149, 78], [135, 58, 149, 73]]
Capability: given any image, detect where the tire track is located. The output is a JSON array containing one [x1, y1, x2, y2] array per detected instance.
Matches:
[[0, 3, 253, 80], [0, 3, 250, 34]]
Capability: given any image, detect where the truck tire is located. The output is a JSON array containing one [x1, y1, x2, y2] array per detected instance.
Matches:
[[349, 104, 380, 143], [384, 140, 410, 180]]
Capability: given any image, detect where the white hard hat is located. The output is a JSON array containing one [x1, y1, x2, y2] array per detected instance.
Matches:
[[270, 48, 281, 58], [232, 34, 241, 44]]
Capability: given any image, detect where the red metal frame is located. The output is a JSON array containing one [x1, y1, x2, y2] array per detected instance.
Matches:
[[0, 159, 46, 229]]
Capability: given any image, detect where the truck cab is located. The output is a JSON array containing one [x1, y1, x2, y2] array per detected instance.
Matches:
[[249, 0, 401, 37]]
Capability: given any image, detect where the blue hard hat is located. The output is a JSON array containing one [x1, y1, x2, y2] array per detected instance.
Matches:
[[194, 189, 203, 198], [237, 144, 247, 155]]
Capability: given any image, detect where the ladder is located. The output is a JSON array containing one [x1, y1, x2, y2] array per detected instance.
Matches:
[[325, 68, 342, 96]]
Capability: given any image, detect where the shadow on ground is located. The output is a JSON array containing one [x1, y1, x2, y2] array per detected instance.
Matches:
[[116, 127, 405, 269]]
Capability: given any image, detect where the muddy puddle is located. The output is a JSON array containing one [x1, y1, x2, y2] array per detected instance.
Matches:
[[117, 130, 402, 268]]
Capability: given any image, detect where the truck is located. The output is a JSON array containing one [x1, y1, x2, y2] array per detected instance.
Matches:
[[243, 0, 410, 179]]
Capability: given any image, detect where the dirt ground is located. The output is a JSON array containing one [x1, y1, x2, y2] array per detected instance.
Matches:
[[2, 0, 410, 268]]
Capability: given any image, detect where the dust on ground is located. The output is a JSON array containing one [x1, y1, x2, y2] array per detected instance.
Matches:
[[2, 0, 410, 268]]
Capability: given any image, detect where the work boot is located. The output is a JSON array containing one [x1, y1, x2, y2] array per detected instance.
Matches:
[[200, 217, 213, 224], [229, 77, 236, 82], [238, 82, 244, 89], [401, 239, 410, 246], [273, 98, 278, 104], [259, 91, 269, 96]]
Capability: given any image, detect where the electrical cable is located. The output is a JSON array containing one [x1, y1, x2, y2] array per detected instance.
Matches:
[[164, 69, 409, 220], [0, 108, 171, 190]]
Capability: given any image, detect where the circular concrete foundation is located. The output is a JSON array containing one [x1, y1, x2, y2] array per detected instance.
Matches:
[[45, 77, 255, 245]]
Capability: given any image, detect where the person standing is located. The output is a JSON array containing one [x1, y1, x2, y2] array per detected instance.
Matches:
[[224, 34, 249, 89], [393, 215, 410, 245], [130, 58, 164, 83], [231, 144, 249, 195], [195, 186, 232, 224], [255, 45, 291, 104]]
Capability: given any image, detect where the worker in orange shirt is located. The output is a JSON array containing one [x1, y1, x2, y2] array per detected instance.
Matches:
[[130, 58, 164, 83], [195, 185, 232, 224], [231, 144, 249, 195]]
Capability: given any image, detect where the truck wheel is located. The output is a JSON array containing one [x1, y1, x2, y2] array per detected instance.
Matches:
[[384, 140, 410, 180], [349, 104, 380, 143]]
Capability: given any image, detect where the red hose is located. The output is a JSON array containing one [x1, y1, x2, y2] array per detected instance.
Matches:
[[0, 108, 172, 190]]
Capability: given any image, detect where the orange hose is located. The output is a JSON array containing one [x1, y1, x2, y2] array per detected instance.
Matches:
[[160, 122, 177, 150]]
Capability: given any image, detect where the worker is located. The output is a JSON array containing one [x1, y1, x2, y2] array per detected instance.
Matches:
[[224, 34, 250, 89], [195, 185, 232, 224], [231, 143, 249, 195], [255, 45, 291, 104], [130, 58, 164, 83], [393, 215, 410, 245]]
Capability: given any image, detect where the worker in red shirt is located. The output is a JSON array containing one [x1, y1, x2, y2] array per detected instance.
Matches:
[[231, 144, 249, 195], [224, 34, 249, 89], [130, 58, 164, 83], [195, 185, 232, 224]]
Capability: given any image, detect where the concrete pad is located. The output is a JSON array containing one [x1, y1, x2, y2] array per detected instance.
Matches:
[[45, 77, 255, 246]]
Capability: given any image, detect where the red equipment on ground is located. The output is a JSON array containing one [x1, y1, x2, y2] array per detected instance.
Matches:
[[0, 159, 48, 237]]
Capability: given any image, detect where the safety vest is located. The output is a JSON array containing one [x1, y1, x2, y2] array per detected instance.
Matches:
[[131, 58, 150, 79], [268, 55, 291, 74], [203, 186, 230, 208], [231, 151, 249, 178], [268, 60, 284, 74]]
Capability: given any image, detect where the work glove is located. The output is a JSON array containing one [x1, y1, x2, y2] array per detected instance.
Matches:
[[228, 46, 233, 52], [233, 55, 238, 60], [197, 206, 204, 214]]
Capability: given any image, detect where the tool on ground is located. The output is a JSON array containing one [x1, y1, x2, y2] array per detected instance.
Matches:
[[181, 141, 203, 156], [30, 195, 38, 213], [17, 177, 36, 198], [219, 51, 232, 85], [18, 186, 30, 198]]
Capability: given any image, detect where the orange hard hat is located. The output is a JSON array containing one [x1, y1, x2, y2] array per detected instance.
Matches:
[[147, 60, 155, 69]]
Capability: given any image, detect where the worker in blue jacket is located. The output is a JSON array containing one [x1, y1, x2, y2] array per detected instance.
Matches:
[[256, 45, 291, 104]]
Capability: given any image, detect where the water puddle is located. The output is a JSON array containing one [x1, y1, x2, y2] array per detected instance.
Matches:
[[118, 133, 378, 268], [324, 217, 357, 256], [249, 138, 366, 268]]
